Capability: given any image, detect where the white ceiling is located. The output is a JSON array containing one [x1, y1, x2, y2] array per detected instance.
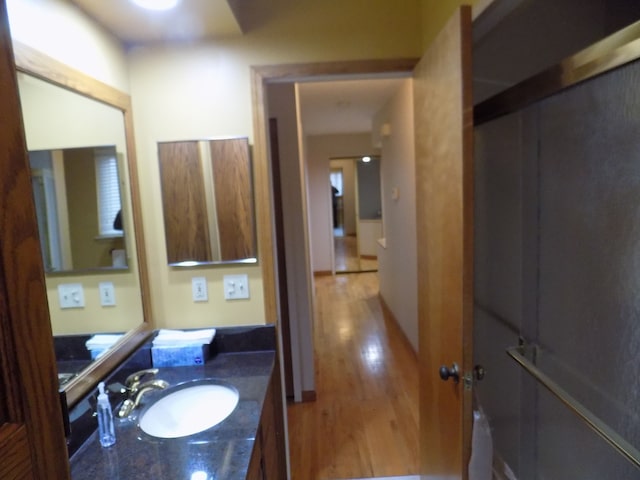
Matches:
[[71, 0, 243, 46], [297, 77, 407, 136], [69, 1, 408, 136]]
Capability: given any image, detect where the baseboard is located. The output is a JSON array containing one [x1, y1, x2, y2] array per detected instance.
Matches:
[[313, 270, 332, 277], [378, 294, 418, 361], [301, 390, 317, 402], [360, 254, 377, 260]]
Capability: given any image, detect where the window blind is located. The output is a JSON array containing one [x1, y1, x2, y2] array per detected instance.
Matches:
[[95, 148, 122, 236]]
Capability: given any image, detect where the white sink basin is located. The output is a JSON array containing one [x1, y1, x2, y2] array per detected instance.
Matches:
[[138, 381, 239, 438]]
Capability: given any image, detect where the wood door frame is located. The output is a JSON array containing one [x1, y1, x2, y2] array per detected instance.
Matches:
[[251, 57, 418, 478], [251, 58, 419, 326], [251, 58, 419, 392]]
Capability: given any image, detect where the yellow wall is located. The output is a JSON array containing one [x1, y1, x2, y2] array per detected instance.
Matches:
[[128, 0, 424, 329], [9, 0, 427, 331], [6, 0, 129, 92], [17, 71, 144, 335], [420, 0, 482, 49]]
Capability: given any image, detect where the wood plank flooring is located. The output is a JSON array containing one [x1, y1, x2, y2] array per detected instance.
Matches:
[[287, 272, 419, 480], [334, 235, 379, 272]]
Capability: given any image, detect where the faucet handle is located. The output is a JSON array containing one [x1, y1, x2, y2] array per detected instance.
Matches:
[[136, 379, 169, 391], [117, 379, 169, 418], [124, 368, 159, 390]]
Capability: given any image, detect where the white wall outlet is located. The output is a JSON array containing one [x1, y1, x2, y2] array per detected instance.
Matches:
[[58, 283, 85, 309], [192, 277, 208, 302], [99, 282, 116, 307], [223, 274, 250, 300]]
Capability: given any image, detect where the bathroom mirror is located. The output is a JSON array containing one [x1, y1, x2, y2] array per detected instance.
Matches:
[[14, 42, 153, 407], [331, 156, 382, 273], [28, 145, 128, 273], [158, 138, 257, 266]]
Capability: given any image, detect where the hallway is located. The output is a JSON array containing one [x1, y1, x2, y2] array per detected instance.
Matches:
[[287, 272, 419, 479]]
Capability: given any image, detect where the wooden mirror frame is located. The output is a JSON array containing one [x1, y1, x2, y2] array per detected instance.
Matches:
[[14, 41, 154, 408]]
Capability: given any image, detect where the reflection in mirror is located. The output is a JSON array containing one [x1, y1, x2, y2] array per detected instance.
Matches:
[[331, 156, 381, 273], [158, 137, 257, 266], [14, 45, 152, 408], [29, 145, 128, 272]]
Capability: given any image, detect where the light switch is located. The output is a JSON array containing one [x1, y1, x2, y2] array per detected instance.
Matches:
[[58, 283, 85, 309], [192, 277, 208, 302], [99, 282, 116, 307], [223, 274, 250, 300]]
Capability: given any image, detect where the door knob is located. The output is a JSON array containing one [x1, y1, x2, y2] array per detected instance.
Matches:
[[439, 362, 459, 383]]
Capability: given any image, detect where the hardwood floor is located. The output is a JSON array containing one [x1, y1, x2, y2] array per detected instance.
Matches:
[[287, 272, 419, 480], [334, 235, 379, 272]]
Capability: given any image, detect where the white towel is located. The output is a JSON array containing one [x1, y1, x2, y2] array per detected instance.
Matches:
[[85, 334, 123, 349], [152, 329, 216, 347]]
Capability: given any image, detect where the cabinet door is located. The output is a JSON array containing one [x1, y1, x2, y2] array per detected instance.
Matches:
[[260, 381, 279, 480], [261, 355, 287, 480], [0, 1, 70, 478], [246, 426, 264, 480]]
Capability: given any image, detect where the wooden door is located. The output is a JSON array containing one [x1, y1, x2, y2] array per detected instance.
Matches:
[[0, 0, 71, 478], [414, 6, 474, 478]]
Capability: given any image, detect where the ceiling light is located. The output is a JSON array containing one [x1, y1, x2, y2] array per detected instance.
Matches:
[[362, 156, 371, 163], [131, 0, 180, 11]]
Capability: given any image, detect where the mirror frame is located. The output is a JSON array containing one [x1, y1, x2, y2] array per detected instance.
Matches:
[[14, 41, 154, 407]]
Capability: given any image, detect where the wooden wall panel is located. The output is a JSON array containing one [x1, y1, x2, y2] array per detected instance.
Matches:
[[0, 425, 32, 479], [209, 138, 255, 261], [158, 141, 212, 264]]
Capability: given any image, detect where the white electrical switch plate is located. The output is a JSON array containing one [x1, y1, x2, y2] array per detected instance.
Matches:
[[223, 274, 250, 300], [99, 282, 116, 307], [192, 277, 208, 302], [58, 283, 85, 309]]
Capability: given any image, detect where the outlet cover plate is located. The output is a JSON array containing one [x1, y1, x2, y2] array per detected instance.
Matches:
[[58, 283, 85, 309], [223, 274, 250, 300]]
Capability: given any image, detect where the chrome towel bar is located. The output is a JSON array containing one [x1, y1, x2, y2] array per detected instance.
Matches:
[[507, 346, 640, 469]]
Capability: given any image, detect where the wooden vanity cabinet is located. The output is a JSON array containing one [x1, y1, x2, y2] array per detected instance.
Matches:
[[247, 357, 287, 480], [246, 424, 264, 480]]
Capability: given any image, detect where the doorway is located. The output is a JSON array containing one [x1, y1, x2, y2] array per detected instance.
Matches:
[[262, 70, 413, 397], [253, 58, 419, 479]]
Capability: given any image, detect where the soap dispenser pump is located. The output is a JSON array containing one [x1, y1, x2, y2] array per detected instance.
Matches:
[[97, 381, 116, 447]]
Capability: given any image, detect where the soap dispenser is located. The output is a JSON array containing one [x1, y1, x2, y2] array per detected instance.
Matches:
[[97, 381, 116, 447]]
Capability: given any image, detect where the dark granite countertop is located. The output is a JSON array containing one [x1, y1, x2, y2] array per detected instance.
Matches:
[[70, 338, 275, 480]]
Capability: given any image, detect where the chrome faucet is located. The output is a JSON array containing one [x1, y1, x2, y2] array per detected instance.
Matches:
[[117, 369, 169, 418]]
